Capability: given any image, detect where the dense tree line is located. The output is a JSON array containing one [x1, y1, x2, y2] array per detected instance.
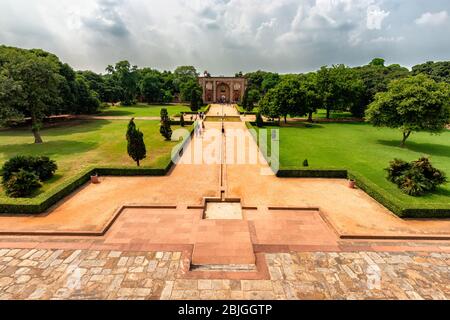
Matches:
[[0, 46, 203, 143], [1, 44, 450, 144], [0, 46, 100, 143], [243, 58, 449, 121]]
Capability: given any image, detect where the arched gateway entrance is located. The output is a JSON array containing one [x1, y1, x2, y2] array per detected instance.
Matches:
[[216, 82, 230, 103], [199, 75, 247, 104]]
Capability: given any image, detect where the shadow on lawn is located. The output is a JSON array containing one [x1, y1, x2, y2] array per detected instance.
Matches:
[[0, 140, 98, 159], [377, 140, 450, 158], [98, 110, 134, 117]]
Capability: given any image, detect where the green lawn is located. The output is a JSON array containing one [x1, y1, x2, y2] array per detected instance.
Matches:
[[255, 122, 450, 208], [99, 104, 192, 117], [0, 120, 183, 200], [313, 109, 354, 119], [236, 105, 259, 114]]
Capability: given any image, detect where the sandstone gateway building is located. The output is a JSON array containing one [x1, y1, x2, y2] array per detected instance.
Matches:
[[198, 74, 247, 104]]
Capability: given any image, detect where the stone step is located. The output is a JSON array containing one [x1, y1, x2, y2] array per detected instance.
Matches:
[[192, 220, 255, 266]]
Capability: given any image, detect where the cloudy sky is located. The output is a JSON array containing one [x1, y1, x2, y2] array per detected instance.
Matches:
[[0, 0, 449, 74]]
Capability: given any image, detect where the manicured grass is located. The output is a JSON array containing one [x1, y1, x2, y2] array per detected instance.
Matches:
[[236, 105, 259, 114], [313, 109, 354, 119], [99, 104, 192, 117], [0, 120, 184, 200], [253, 122, 450, 208]]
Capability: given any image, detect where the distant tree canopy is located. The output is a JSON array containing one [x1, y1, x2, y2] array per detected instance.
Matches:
[[412, 61, 450, 84], [2, 44, 450, 140]]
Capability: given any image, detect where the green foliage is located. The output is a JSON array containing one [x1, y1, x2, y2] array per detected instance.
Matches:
[[316, 64, 365, 119], [2, 155, 57, 183], [106, 60, 138, 106], [179, 79, 203, 111], [412, 61, 450, 83], [0, 46, 62, 143], [354, 60, 409, 117], [366, 74, 450, 146], [386, 157, 447, 196], [3, 169, 42, 198], [126, 119, 147, 166], [160, 108, 173, 140], [139, 71, 163, 103], [386, 159, 410, 184], [255, 112, 264, 128], [244, 71, 281, 101], [180, 113, 185, 127]]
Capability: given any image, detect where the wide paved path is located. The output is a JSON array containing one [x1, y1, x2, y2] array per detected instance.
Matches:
[[0, 104, 449, 300]]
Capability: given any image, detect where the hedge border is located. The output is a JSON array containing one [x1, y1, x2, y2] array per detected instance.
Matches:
[[0, 126, 195, 215], [236, 104, 258, 115], [182, 104, 211, 115], [245, 121, 450, 219]]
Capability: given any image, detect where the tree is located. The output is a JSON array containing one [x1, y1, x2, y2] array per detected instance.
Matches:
[[366, 74, 450, 147], [173, 66, 198, 93], [126, 119, 146, 166], [73, 74, 101, 114], [300, 74, 322, 122], [242, 88, 260, 112], [259, 77, 308, 123], [354, 59, 410, 117], [160, 108, 173, 140], [0, 46, 62, 143], [106, 61, 138, 105], [255, 112, 264, 127], [0, 71, 24, 126], [180, 79, 203, 111], [140, 72, 163, 103], [412, 61, 450, 84], [316, 65, 364, 119], [126, 117, 137, 140], [369, 58, 386, 67], [180, 113, 185, 127]]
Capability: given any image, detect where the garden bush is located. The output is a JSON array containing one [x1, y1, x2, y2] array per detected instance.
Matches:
[[2, 155, 57, 182], [386, 157, 446, 196], [31, 156, 58, 181], [3, 169, 42, 198]]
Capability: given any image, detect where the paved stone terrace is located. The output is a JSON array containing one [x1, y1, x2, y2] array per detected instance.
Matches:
[[0, 248, 449, 300]]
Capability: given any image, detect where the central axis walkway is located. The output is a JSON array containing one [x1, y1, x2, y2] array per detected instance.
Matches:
[[0, 105, 450, 300]]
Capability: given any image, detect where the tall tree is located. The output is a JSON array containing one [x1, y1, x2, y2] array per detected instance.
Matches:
[[180, 79, 203, 111], [126, 119, 147, 167], [106, 61, 138, 105], [366, 74, 450, 147], [300, 73, 322, 122], [259, 77, 308, 123], [316, 65, 364, 119], [0, 47, 62, 143], [160, 108, 173, 140]]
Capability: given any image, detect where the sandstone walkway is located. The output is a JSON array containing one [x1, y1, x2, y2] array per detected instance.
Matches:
[[0, 104, 449, 300]]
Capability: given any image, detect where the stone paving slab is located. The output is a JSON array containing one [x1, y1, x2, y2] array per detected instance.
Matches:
[[0, 248, 448, 300]]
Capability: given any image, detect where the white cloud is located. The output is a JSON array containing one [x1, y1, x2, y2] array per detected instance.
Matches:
[[0, 0, 449, 73], [367, 5, 390, 30], [415, 11, 448, 26], [370, 36, 405, 43]]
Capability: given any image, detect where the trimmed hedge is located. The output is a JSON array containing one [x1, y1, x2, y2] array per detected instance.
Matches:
[[183, 104, 211, 115], [277, 170, 348, 179], [244, 121, 450, 219], [0, 126, 195, 215], [236, 104, 258, 115]]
